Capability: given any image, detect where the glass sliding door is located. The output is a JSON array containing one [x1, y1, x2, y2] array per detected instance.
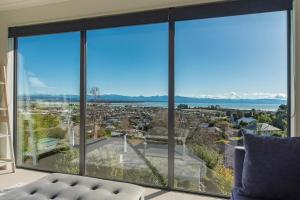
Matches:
[[85, 23, 169, 187], [174, 12, 288, 195], [17, 32, 80, 173], [13, 2, 291, 198]]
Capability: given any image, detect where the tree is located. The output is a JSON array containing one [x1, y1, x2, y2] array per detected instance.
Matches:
[[244, 112, 252, 118], [226, 110, 232, 117], [236, 110, 244, 119], [257, 113, 272, 123], [208, 105, 221, 110], [30, 103, 38, 110], [215, 120, 230, 132], [177, 104, 189, 109], [71, 115, 80, 124], [239, 121, 248, 127], [88, 86, 101, 139], [121, 116, 131, 132], [272, 104, 288, 131], [251, 109, 256, 117], [279, 104, 288, 110], [89, 87, 100, 102], [47, 127, 67, 139]]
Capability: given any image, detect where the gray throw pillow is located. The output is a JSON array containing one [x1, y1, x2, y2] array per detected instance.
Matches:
[[239, 133, 300, 200]]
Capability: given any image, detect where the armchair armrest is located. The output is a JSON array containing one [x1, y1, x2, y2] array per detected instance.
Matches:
[[234, 146, 245, 188]]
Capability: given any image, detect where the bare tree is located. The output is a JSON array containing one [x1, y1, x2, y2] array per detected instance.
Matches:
[[89, 87, 100, 139], [89, 87, 100, 102]]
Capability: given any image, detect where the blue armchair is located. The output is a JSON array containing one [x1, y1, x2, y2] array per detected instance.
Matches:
[[232, 134, 300, 200], [232, 147, 260, 200]]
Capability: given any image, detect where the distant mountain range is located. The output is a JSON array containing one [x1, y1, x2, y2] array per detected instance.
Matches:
[[18, 94, 287, 105]]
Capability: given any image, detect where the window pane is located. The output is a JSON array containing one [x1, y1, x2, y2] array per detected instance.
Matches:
[[85, 23, 168, 187], [17, 32, 80, 174], [175, 12, 287, 195]]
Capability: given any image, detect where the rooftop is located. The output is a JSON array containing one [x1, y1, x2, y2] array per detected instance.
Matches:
[[245, 123, 281, 132]]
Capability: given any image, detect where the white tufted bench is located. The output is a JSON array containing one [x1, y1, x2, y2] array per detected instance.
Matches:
[[0, 173, 145, 200]]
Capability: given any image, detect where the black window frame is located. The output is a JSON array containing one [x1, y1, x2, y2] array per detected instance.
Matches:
[[11, 0, 293, 198]]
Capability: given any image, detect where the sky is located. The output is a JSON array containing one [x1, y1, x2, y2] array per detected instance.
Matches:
[[18, 11, 287, 100]]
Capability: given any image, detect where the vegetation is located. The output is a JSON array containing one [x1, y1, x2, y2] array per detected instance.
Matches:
[[53, 148, 79, 174], [272, 104, 288, 131], [188, 142, 233, 194], [48, 127, 67, 139], [177, 104, 189, 109], [18, 100, 288, 197], [97, 129, 112, 138], [257, 113, 272, 123], [269, 130, 287, 138], [214, 164, 233, 195], [21, 114, 64, 152], [71, 115, 80, 123], [189, 144, 221, 170]]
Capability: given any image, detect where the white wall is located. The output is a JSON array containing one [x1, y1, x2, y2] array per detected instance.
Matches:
[[0, 16, 5, 158]]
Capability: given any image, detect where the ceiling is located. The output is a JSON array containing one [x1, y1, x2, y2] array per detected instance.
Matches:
[[0, 0, 73, 11], [0, 0, 223, 12]]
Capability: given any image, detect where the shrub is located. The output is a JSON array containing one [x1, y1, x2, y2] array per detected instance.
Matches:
[[177, 104, 189, 109], [105, 130, 112, 137], [47, 127, 67, 139], [189, 144, 221, 169], [72, 115, 80, 124], [53, 149, 79, 174], [269, 130, 287, 138], [33, 114, 60, 129], [214, 165, 233, 195]]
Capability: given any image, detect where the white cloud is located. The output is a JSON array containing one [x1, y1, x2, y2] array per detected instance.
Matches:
[[27, 71, 36, 76], [228, 92, 241, 99], [197, 92, 241, 99], [26, 71, 55, 93], [242, 92, 287, 100], [28, 76, 49, 88], [195, 92, 287, 100]]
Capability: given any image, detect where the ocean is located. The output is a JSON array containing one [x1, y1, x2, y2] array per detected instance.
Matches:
[[109, 101, 284, 111], [19, 95, 287, 112]]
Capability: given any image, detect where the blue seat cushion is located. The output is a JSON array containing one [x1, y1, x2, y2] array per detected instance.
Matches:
[[239, 133, 300, 200]]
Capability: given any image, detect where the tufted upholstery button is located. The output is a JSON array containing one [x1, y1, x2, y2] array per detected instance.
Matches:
[[113, 190, 120, 194], [30, 190, 37, 195], [91, 185, 99, 190], [50, 194, 58, 199], [70, 182, 78, 187]]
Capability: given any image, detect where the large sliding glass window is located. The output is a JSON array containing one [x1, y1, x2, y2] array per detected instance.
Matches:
[[13, 1, 291, 198], [16, 32, 80, 173], [85, 24, 169, 187], [174, 11, 288, 195]]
